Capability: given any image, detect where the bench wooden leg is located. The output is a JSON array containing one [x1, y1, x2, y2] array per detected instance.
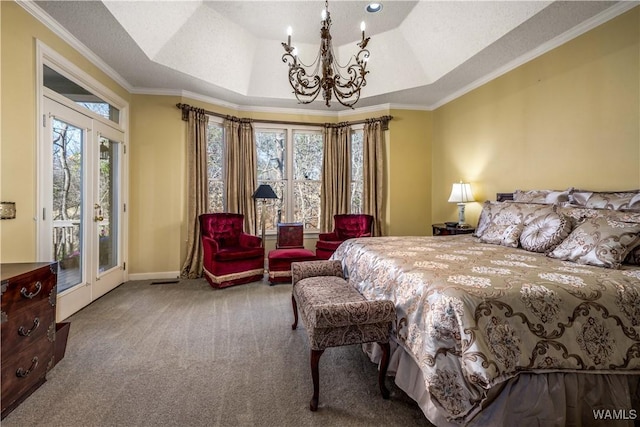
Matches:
[[378, 342, 391, 399], [291, 294, 298, 330], [310, 348, 324, 411]]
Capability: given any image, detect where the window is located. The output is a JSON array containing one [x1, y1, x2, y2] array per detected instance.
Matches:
[[351, 128, 364, 214], [43, 65, 121, 124], [205, 121, 363, 234], [207, 119, 224, 212], [293, 131, 323, 229], [255, 126, 323, 233]]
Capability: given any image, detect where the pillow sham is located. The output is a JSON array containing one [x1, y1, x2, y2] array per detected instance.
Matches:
[[513, 188, 571, 204], [547, 216, 640, 268], [557, 205, 640, 223], [479, 223, 524, 247], [474, 201, 555, 238], [569, 190, 640, 210], [520, 212, 571, 253]]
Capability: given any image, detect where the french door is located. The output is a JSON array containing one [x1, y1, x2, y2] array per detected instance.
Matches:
[[40, 97, 126, 320]]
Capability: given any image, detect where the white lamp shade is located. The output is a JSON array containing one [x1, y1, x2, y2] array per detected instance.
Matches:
[[448, 182, 475, 203]]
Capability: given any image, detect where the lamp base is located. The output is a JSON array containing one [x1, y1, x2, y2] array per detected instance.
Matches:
[[457, 203, 467, 227]]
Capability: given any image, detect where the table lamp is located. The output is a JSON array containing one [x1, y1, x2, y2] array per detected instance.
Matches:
[[448, 182, 475, 227]]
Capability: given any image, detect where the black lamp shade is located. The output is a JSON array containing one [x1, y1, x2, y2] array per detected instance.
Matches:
[[252, 184, 278, 199]]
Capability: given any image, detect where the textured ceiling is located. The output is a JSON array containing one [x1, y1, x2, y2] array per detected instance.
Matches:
[[32, 1, 632, 112]]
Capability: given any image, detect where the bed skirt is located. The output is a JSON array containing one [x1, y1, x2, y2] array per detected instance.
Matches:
[[364, 341, 640, 427]]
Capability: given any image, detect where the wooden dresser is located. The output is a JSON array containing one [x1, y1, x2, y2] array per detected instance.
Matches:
[[1, 262, 58, 419]]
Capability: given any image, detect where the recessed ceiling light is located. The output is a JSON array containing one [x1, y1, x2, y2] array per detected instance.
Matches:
[[366, 3, 383, 13]]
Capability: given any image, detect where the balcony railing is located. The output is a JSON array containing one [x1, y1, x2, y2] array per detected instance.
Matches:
[[53, 220, 112, 293]]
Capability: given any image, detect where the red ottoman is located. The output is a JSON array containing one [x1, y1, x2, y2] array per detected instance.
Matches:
[[268, 248, 316, 285]]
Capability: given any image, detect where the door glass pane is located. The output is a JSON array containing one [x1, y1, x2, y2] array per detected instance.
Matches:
[[52, 118, 83, 292], [98, 137, 118, 273]]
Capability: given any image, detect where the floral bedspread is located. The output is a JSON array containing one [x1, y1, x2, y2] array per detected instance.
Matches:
[[332, 235, 640, 422]]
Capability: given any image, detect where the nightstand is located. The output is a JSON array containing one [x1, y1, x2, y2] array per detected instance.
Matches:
[[432, 223, 475, 236]]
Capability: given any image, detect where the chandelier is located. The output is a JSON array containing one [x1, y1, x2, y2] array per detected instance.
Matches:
[[281, 0, 370, 108]]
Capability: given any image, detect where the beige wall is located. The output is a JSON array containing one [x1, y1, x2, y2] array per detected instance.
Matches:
[[432, 7, 640, 229], [387, 109, 432, 236], [128, 95, 185, 274], [0, 2, 130, 262]]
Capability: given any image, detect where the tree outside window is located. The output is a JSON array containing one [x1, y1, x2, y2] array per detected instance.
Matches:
[[293, 132, 323, 230], [255, 127, 323, 233], [207, 120, 224, 212]]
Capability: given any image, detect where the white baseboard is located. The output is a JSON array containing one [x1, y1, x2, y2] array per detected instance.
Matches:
[[127, 271, 181, 281]]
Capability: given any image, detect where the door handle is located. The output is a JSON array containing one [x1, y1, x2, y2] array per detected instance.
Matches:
[[94, 216, 104, 222]]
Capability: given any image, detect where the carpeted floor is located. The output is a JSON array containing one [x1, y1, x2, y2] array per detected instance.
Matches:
[[3, 278, 433, 427]]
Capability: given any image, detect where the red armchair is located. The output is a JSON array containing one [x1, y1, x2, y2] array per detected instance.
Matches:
[[315, 214, 374, 259], [199, 213, 264, 288]]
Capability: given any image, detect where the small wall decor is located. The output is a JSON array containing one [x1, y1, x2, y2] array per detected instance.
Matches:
[[0, 202, 16, 219]]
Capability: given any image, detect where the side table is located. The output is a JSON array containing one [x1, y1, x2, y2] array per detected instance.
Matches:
[[432, 223, 475, 236]]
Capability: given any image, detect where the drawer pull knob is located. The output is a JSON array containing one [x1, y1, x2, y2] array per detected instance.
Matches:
[[20, 281, 42, 299], [18, 317, 41, 337], [16, 357, 39, 378]]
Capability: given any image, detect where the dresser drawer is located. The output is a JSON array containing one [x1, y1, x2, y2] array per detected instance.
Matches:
[[1, 264, 57, 317], [1, 336, 54, 413], [1, 300, 55, 361]]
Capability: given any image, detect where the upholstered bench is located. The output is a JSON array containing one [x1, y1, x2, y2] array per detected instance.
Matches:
[[291, 260, 396, 411], [268, 248, 316, 284]]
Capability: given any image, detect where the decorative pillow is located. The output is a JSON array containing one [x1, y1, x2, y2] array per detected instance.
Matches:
[[520, 212, 572, 253], [474, 201, 555, 238], [513, 188, 572, 204], [479, 223, 524, 247], [569, 190, 640, 210], [474, 201, 492, 237], [547, 216, 640, 268]]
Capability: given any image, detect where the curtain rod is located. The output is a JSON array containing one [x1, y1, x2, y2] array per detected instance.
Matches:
[[176, 103, 392, 130]]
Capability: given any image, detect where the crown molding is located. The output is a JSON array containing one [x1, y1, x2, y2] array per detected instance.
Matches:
[[175, 90, 401, 118], [387, 103, 432, 112], [429, 1, 639, 110], [18, 0, 134, 93]]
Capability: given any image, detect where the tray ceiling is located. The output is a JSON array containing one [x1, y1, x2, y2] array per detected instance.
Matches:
[[32, 1, 631, 112]]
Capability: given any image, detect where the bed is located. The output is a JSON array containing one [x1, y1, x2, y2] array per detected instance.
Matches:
[[331, 190, 640, 426]]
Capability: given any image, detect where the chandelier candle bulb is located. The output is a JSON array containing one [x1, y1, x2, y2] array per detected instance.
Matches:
[[361, 21, 366, 36], [322, 9, 327, 21], [287, 26, 292, 46]]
